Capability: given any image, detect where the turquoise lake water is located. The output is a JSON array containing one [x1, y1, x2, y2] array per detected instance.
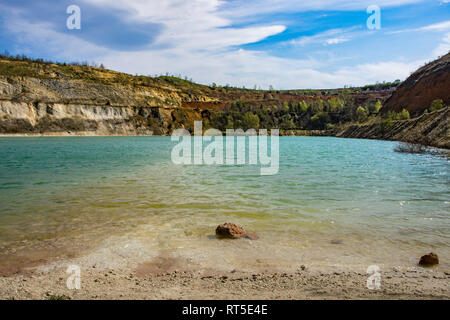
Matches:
[[0, 137, 448, 270]]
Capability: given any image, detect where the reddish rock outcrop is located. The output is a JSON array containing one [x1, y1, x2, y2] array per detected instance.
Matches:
[[383, 52, 450, 115], [419, 253, 439, 266]]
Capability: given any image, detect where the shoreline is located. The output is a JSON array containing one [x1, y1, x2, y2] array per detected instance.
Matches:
[[0, 133, 448, 151], [1, 233, 449, 300], [1, 259, 449, 300]]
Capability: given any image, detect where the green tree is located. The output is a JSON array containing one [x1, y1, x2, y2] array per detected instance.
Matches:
[[310, 112, 330, 130], [280, 115, 295, 130], [373, 100, 382, 113], [430, 99, 444, 112], [386, 109, 410, 121], [298, 101, 308, 113], [328, 98, 340, 113], [399, 108, 410, 120], [242, 112, 260, 130], [225, 115, 234, 128], [356, 106, 368, 123], [309, 99, 324, 114]]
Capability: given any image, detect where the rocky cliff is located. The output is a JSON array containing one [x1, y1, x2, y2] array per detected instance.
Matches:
[[0, 59, 218, 135], [337, 107, 449, 149], [0, 76, 197, 135], [383, 52, 450, 115], [0, 57, 389, 136], [0, 56, 448, 149]]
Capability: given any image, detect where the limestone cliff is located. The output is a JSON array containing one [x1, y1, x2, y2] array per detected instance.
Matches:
[[0, 57, 389, 136], [0, 61, 212, 135]]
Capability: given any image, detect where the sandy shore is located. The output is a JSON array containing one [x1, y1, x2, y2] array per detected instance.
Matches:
[[1, 222, 449, 300], [1, 267, 449, 300], [1, 252, 449, 300], [1, 228, 449, 300], [0, 220, 449, 300]]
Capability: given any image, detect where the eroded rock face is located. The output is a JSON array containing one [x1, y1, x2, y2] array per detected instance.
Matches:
[[0, 100, 198, 135], [419, 253, 439, 266], [215, 223, 247, 239], [337, 107, 449, 149], [0, 71, 201, 135], [383, 52, 450, 115]]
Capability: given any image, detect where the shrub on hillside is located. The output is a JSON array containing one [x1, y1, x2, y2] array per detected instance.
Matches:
[[430, 99, 444, 112], [356, 106, 368, 123]]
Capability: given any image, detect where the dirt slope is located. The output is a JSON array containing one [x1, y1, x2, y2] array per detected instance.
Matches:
[[383, 52, 450, 115]]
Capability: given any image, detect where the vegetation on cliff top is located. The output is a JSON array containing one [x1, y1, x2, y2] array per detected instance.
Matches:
[[0, 52, 400, 97]]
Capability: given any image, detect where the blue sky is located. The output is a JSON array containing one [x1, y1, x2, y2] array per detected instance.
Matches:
[[0, 0, 449, 89]]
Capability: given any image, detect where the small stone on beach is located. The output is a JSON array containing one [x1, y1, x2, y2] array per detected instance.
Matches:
[[216, 223, 246, 239], [419, 252, 439, 267], [215, 223, 257, 240]]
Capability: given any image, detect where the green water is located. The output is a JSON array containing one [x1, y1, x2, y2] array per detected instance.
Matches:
[[0, 137, 448, 270]]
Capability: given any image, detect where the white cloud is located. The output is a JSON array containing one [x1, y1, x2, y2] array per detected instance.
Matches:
[[433, 33, 450, 57], [420, 20, 450, 31], [79, 0, 286, 51], [1, 9, 105, 60], [289, 27, 358, 46], [219, 0, 425, 18], [387, 20, 450, 59], [422, 21, 450, 59], [0, 0, 442, 89], [325, 38, 349, 45], [102, 46, 423, 89], [388, 20, 450, 34]]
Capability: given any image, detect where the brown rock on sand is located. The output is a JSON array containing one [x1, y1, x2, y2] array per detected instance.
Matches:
[[419, 253, 439, 266], [215, 223, 252, 239]]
